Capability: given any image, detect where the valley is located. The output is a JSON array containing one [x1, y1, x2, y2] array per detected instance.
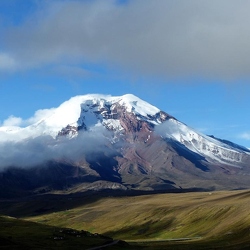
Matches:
[[1, 189, 250, 249]]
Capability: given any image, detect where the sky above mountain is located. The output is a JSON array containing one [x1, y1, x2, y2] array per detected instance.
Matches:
[[0, 0, 250, 148]]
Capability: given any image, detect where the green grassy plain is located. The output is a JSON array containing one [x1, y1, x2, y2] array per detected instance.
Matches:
[[1, 190, 250, 249]]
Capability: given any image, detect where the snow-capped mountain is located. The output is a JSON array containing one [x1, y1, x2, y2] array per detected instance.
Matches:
[[0, 94, 250, 197], [1, 94, 248, 166], [0, 94, 162, 140]]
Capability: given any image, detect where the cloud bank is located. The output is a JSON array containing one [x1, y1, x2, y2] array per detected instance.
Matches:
[[2, 0, 250, 80], [0, 127, 111, 170]]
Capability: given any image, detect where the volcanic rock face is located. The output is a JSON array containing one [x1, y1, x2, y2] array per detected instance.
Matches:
[[0, 94, 250, 197]]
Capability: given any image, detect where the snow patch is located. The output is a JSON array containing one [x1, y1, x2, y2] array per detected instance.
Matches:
[[156, 119, 249, 165]]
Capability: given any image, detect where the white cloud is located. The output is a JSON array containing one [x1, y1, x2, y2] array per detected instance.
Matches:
[[1, 108, 56, 128], [3, 0, 250, 80], [2, 115, 23, 127]]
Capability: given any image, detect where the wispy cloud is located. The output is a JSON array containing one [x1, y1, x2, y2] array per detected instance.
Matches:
[[1, 0, 250, 80], [2, 115, 23, 127], [0, 53, 17, 71], [239, 132, 250, 140], [1, 108, 56, 127], [52, 65, 90, 79], [32, 84, 56, 92]]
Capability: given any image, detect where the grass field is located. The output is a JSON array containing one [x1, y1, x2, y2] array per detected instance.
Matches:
[[0, 215, 127, 249], [1, 190, 250, 249]]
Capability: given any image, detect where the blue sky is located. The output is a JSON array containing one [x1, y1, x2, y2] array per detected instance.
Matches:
[[0, 0, 250, 148]]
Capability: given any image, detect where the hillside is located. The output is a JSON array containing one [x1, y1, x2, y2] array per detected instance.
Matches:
[[0, 215, 129, 249], [1, 190, 250, 249]]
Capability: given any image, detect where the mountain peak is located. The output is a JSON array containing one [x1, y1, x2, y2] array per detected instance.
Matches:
[[59, 93, 159, 116], [52, 93, 160, 128]]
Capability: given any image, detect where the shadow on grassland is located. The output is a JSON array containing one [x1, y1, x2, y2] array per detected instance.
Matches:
[[105, 217, 176, 239], [0, 188, 210, 218]]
